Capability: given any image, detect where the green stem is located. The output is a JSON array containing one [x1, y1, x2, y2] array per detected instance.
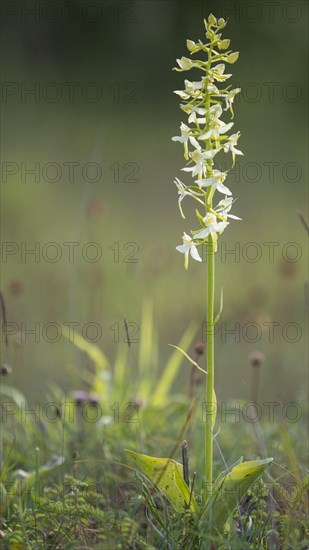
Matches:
[[204, 43, 215, 503], [205, 236, 215, 501]]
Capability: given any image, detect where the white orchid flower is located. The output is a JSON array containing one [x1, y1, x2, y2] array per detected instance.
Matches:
[[211, 63, 232, 82], [182, 148, 219, 177], [176, 232, 202, 269], [174, 81, 202, 100], [199, 120, 234, 142], [180, 103, 206, 123], [174, 79, 204, 101], [215, 197, 242, 220], [198, 104, 234, 142], [194, 213, 229, 240], [195, 170, 232, 195], [174, 177, 204, 219], [206, 83, 220, 94], [223, 88, 241, 116], [223, 132, 243, 165], [172, 122, 201, 160]]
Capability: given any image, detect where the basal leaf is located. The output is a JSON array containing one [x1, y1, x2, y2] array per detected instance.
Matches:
[[200, 457, 273, 532], [125, 450, 199, 513]]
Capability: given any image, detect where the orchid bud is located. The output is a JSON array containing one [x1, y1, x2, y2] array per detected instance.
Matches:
[[208, 13, 217, 25], [186, 39, 196, 52], [218, 39, 230, 50], [226, 52, 239, 64], [218, 17, 226, 27]]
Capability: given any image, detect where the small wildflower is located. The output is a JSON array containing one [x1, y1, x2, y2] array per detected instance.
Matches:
[[73, 391, 89, 406]]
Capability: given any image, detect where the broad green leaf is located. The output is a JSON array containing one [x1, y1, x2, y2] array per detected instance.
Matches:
[[136, 473, 166, 531], [200, 458, 273, 531], [152, 321, 198, 406], [125, 450, 199, 513]]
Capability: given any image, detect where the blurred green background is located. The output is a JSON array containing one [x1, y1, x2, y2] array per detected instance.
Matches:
[[1, 0, 308, 407]]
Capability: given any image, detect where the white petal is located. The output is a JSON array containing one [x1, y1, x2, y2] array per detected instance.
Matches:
[[195, 107, 206, 114], [176, 245, 189, 253], [213, 64, 225, 75], [174, 90, 190, 99], [218, 122, 234, 134], [189, 136, 201, 149], [195, 227, 210, 239], [217, 181, 232, 195], [190, 245, 202, 262], [216, 221, 229, 232], [192, 164, 202, 177], [198, 130, 212, 140], [188, 113, 197, 123], [196, 178, 213, 188], [191, 81, 203, 89], [205, 149, 220, 158], [172, 136, 186, 143], [228, 214, 242, 220]]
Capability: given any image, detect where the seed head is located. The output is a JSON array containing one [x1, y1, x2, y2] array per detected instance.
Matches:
[[249, 351, 265, 368], [195, 342, 205, 355], [0, 364, 12, 376]]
